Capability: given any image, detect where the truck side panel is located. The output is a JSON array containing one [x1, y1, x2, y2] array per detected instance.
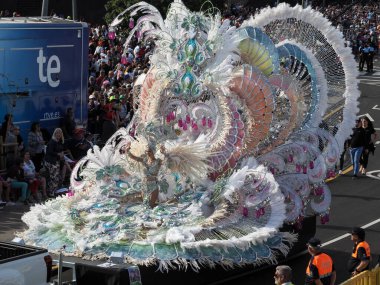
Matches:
[[0, 253, 48, 285], [0, 22, 88, 140]]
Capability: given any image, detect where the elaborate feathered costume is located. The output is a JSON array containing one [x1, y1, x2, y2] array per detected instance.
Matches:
[[19, 1, 359, 271]]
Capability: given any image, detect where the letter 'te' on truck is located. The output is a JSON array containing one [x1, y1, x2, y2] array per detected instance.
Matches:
[[0, 16, 89, 140]]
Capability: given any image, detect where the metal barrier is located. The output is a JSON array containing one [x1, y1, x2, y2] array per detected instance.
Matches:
[[340, 266, 380, 285]]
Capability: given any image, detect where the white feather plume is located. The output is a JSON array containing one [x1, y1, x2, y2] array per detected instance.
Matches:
[[163, 141, 211, 182]]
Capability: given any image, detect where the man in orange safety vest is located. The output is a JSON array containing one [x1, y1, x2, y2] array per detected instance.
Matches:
[[348, 227, 371, 276], [305, 237, 336, 285]]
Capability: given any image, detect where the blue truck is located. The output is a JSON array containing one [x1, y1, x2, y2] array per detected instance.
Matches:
[[0, 17, 88, 140]]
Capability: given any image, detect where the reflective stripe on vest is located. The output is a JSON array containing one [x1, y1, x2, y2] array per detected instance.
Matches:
[[352, 241, 371, 259], [306, 253, 333, 278]]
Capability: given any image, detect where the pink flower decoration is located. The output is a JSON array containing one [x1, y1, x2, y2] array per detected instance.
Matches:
[[202, 116, 206, 126], [129, 18, 134, 29], [207, 118, 213, 128]]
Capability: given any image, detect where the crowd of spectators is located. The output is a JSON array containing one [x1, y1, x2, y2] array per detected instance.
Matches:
[[313, 1, 379, 61], [85, 24, 153, 144]]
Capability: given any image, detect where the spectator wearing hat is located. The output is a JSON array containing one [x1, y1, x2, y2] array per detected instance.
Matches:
[[88, 94, 100, 134], [348, 227, 371, 276], [67, 127, 92, 160], [101, 80, 112, 99], [274, 265, 294, 285], [305, 237, 336, 285]]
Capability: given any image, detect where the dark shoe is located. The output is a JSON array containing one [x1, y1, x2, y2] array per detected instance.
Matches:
[[352, 175, 358, 180], [23, 200, 29, 206]]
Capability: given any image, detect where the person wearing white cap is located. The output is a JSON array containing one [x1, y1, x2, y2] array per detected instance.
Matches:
[[88, 93, 100, 134]]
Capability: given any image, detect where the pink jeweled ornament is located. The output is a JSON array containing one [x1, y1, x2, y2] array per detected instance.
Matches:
[[207, 118, 213, 128], [314, 186, 324, 196], [201, 116, 206, 127], [243, 207, 248, 217], [129, 17, 135, 29], [255, 209, 261, 218]]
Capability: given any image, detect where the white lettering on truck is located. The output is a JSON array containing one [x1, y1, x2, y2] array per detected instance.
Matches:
[[37, 49, 61, 88], [43, 111, 60, 119]]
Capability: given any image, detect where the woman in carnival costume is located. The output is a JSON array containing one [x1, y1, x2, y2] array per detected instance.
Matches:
[[19, 0, 360, 271], [124, 140, 164, 208]]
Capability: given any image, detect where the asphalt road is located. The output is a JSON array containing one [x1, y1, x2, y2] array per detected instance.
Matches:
[[1, 60, 380, 285]]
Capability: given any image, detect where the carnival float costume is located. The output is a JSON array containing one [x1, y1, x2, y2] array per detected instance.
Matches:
[[19, 1, 359, 271]]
